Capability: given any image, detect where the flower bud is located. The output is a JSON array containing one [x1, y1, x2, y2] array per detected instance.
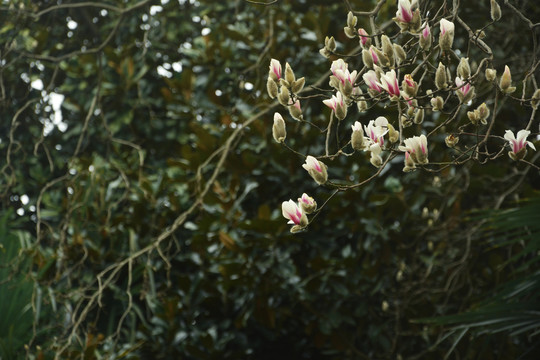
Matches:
[[499, 65, 516, 94], [445, 134, 459, 147], [357, 100, 367, 112], [402, 74, 417, 97], [288, 100, 303, 121], [267, 78, 278, 99], [278, 86, 290, 106], [393, 44, 407, 65], [435, 62, 447, 90], [476, 102, 490, 123], [358, 28, 371, 49], [420, 23, 432, 50], [298, 193, 317, 214], [387, 123, 399, 143], [291, 77, 305, 94], [344, 26, 356, 38], [347, 11, 357, 27], [439, 19, 455, 50], [351, 121, 366, 151], [413, 108, 424, 124], [361, 49, 374, 69], [381, 35, 395, 67], [302, 155, 328, 185], [285, 62, 295, 84], [282, 200, 308, 229], [490, 0, 502, 21], [431, 96, 444, 111], [531, 89, 540, 109], [403, 151, 416, 172], [457, 57, 471, 79], [485, 68, 497, 82], [326, 36, 336, 52], [268, 59, 282, 81], [272, 113, 286, 143]]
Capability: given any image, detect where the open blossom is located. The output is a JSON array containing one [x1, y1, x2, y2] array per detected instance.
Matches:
[[399, 134, 428, 164], [302, 155, 328, 185], [298, 193, 317, 214], [363, 70, 382, 93], [394, 0, 420, 32], [282, 200, 308, 229], [323, 91, 347, 120], [504, 129, 536, 160], [331, 59, 357, 96], [378, 69, 400, 98], [365, 117, 388, 147], [455, 77, 475, 103], [269, 59, 282, 81]]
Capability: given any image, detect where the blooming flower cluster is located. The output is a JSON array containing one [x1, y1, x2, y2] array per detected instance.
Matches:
[[270, 0, 537, 232]]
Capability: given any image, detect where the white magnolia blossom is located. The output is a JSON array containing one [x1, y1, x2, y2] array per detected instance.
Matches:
[[282, 200, 308, 227], [364, 117, 389, 147], [399, 134, 429, 164], [504, 129, 536, 160]]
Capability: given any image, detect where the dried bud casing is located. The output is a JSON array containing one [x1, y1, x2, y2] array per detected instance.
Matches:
[[357, 100, 367, 112], [445, 134, 459, 147], [491, 0, 502, 21], [344, 26, 356, 38]]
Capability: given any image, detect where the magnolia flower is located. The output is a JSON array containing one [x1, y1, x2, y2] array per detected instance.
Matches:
[[399, 134, 428, 164], [378, 69, 400, 98], [298, 193, 317, 214], [302, 155, 328, 185], [499, 65, 516, 94], [351, 121, 366, 151], [402, 74, 417, 97], [363, 70, 382, 93], [504, 129, 536, 160], [269, 59, 282, 81], [403, 151, 416, 172], [289, 100, 302, 121], [365, 117, 389, 147], [323, 91, 347, 120], [455, 77, 475, 103], [272, 113, 286, 143], [394, 0, 421, 32], [282, 199, 308, 229], [439, 19, 454, 50], [420, 23, 431, 49], [396, 0, 414, 23], [358, 28, 371, 48], [331, 60, 357, 96]]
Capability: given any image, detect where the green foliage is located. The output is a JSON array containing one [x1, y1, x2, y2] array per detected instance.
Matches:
[[0, 0, 538, 359], [0, 213, 34, 359]]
